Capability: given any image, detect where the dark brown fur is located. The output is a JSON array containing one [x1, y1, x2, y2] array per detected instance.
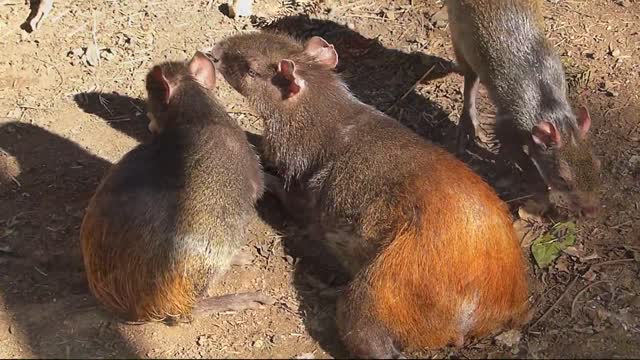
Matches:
[[447, 0, 601, 216], [80, 53, 267, 322], [212, 32, 529, 358]]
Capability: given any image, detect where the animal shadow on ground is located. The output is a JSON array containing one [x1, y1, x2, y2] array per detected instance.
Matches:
[[250, 16, 465, 357], [0, 122, 139, 357], [74, 91, 151, 144], [73, 91, 270, 158]]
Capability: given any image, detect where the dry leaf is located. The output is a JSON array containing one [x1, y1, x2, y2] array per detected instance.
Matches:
[[494, 329, 522, 348], [85, 43, 100, 66], [514, 219, 537, 248], [582, 268, 598, 282], [563, 245, 585, 258], [518, 199, 546, 223], [554, 256, 571, 273]]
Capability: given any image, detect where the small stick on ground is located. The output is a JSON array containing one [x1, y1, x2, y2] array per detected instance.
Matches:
[[505, 194, 535, 203], [192, 292, 275, 315], [529, 276, 578, 329], [571, 280, 608, 318], [592, 258, 636, 268], [386, 64, 436, 112]]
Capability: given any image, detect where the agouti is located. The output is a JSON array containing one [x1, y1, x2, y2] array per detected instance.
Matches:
[[447, 0, 601, 217], [80, 52, 273, 322], [211, 32, 530, 358]]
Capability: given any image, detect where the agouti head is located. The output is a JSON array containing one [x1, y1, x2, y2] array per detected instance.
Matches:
[[527, 107, 601, 217], [145, 51, 217, 135], [210, 32, 339, 107]]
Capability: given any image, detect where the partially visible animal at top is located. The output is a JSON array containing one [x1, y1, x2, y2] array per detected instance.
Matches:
[[447, 0, 601, 217]]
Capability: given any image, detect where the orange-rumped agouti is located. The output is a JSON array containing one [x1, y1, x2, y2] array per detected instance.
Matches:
[[80, 52, 273, 323], [210, 32, 530, 358]]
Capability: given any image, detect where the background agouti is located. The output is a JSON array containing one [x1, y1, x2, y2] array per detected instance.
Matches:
[[447, 0, 601, 217], [80, 52, 272, 322], [211, 32, 530, 358]]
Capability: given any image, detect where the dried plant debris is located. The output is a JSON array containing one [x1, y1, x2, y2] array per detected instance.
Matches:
[[252, 0, 323, 27]]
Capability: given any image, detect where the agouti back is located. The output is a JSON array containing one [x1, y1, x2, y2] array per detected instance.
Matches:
[[211, 32, 529, 358], [80, 53, 266, 322], [447, 0, 601, 216]]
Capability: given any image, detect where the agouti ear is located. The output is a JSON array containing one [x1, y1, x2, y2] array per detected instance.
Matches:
[[151, 66, 172, 105], [532, 121, 562, 148], [188, 51, 216, 90], [304, 36, 338, 69], [277, 59, 305, 99], [576, 106, 591, 138]]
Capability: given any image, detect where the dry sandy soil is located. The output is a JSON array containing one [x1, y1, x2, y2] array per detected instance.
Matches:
[[1, 0, 639, 358]]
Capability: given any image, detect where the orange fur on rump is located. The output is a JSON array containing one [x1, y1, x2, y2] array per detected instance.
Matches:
[[80, 206, 201, 322], [368, 148, 529, 349]]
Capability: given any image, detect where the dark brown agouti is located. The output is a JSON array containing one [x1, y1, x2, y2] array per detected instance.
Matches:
[[211, 32, 529, 358], [447, 0, 601, 216], [80, 52, 273, 322]]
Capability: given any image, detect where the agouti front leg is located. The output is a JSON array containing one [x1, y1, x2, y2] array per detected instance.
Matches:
[[456, 72, 480, 155]]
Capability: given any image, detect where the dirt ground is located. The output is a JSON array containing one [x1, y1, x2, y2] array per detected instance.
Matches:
[[0, 0, 639, 358]]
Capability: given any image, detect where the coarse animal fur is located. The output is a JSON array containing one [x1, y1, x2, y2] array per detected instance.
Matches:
[[447, 0, 601, 216], [80, 53, 265, 322], [212, 32, 529, 358]]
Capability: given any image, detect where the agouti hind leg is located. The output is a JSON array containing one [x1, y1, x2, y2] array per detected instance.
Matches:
[[336, 284, 406, 359], [193, 292, 275, 315], [456, 72, 480, 155]]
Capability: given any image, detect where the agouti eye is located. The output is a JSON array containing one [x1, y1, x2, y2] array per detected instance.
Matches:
[[248, 69, 257, 78]]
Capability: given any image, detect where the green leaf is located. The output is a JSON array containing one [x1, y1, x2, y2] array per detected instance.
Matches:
[[531, 221, 577, 268]]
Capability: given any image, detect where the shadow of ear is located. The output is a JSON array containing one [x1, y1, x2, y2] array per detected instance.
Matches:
[[73, 91, 151, 144]]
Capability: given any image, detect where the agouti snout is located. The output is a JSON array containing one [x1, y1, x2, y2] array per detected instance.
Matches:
[[80, 52, 272, 322], [447, 0, 601, 217]]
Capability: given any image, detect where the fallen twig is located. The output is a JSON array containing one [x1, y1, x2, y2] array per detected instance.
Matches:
[[529, 276, 578, 329], [386, 64, 436, 112], [571, 280, 609, 318]]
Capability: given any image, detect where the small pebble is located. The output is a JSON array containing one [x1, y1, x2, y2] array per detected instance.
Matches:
[[295, 353, 315, 359], [430, 7, 448, 28], [614, 0, 632, 7], [270, 334, 283, 344], [284, 255, 295, 265], [196, 335, 207, 346], [229, 0, 253, 18]]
